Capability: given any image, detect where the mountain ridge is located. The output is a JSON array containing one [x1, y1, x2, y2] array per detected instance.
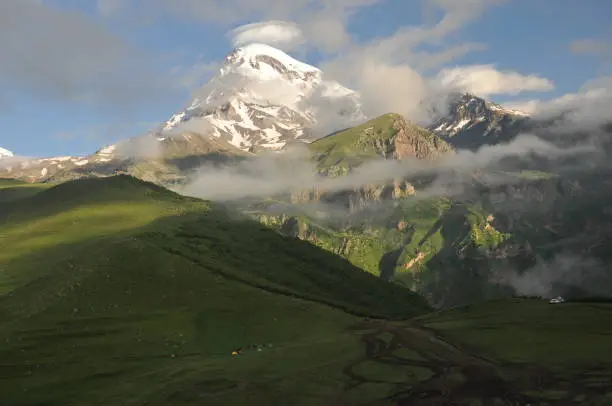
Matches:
[[428, 92, 531, 150]]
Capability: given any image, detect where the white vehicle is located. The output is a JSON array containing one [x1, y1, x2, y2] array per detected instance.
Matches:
[[549, 296, 566, 304]]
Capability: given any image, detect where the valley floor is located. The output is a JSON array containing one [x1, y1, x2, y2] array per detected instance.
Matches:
[[3, 301, 612, 405], [145, 301, 612, 406]]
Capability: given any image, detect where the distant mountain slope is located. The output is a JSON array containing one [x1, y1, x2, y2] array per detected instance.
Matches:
[[0, 132, 252, 184], [310, 113, 452, 176], [0, 155, 94, 182]]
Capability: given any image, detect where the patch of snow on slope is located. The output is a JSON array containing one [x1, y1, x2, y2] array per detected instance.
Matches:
[[453, 118, 471, 131], [232, 100, 259, 130], [488, 102, 529, 117], [45, 156, 74, 162], [163, 112, 186, 130], [99, 144, 117, 155], [0, 147, 14, 158]]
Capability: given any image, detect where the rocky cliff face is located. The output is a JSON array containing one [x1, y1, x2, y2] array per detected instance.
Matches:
[[392, 115, 454, 159]]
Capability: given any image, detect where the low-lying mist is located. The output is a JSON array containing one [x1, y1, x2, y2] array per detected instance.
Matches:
[[179, 132, 598, 204], [490, 253, 612, 299]]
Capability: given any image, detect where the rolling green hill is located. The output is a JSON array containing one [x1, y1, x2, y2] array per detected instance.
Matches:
[[0, 178, 53, 204], [2, 175, 612, 405], [0, 175, 430, 405]]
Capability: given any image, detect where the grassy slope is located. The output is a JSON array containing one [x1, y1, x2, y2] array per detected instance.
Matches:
[[420, 299, 612, 367], [0, 178, 53, 203], [253, 197, 509, 307], [381, 300, 612, 405], [308, 113, 398, 174], [308, 113, 450, 177], [2, 176, 611, 404], [0, 175, 430, 405]]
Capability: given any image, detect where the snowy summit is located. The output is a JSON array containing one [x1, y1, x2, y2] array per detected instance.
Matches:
[[160, 43, 365, 152]]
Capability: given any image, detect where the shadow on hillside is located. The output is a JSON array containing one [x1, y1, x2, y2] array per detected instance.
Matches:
[[379, 227, 416, 281], [397, 203, 503, 307], [379, 248, 403, 281], [314, 127, 352, 141], [2, 198, 430, 321], [166, 152, 250, 172]]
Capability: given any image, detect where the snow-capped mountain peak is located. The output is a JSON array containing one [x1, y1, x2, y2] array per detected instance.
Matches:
[[428, 93, 530, 150], [222, 43, 320, 81], [0, 146, 14, 158], [160, 44, 365, 152]]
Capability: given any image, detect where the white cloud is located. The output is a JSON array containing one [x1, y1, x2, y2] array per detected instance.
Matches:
[[93, 0, 509, 126], [501, 100, 540, 115], [491, 253, 612, 298], [0, 0, 179, 113], [436, 64, 555, 97], [300, 17, 351, 53], [97, 0, 380, 53], [230, 21, 306, 51], [316, 0, 507, 124], [504, 76, 612, 131], [350, 61, 434, 122], [181, 131, 596, 202], [170, 60, 221, 90]]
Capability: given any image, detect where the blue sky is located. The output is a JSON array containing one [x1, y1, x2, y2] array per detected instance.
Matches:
[[1, 0, 610, 157]]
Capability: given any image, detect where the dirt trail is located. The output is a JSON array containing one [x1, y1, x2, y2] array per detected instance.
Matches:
[[341, 319, 612, 405]]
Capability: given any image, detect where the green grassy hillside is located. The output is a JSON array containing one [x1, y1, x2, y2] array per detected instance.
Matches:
[[309, 114, 399, 175], [0, 178, 53, 203], [0, 175, 430, 405], [251, 197, 510, 306], [2, 175, 612, 405], [309, 113, 451, 176], [419, 299, 612, 367]]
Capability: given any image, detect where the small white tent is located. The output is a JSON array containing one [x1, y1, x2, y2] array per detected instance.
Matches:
[[549, 296, 565, 304]]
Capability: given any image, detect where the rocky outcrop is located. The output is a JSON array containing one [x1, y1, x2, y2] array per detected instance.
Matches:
[[392, 115, 454, 159]]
